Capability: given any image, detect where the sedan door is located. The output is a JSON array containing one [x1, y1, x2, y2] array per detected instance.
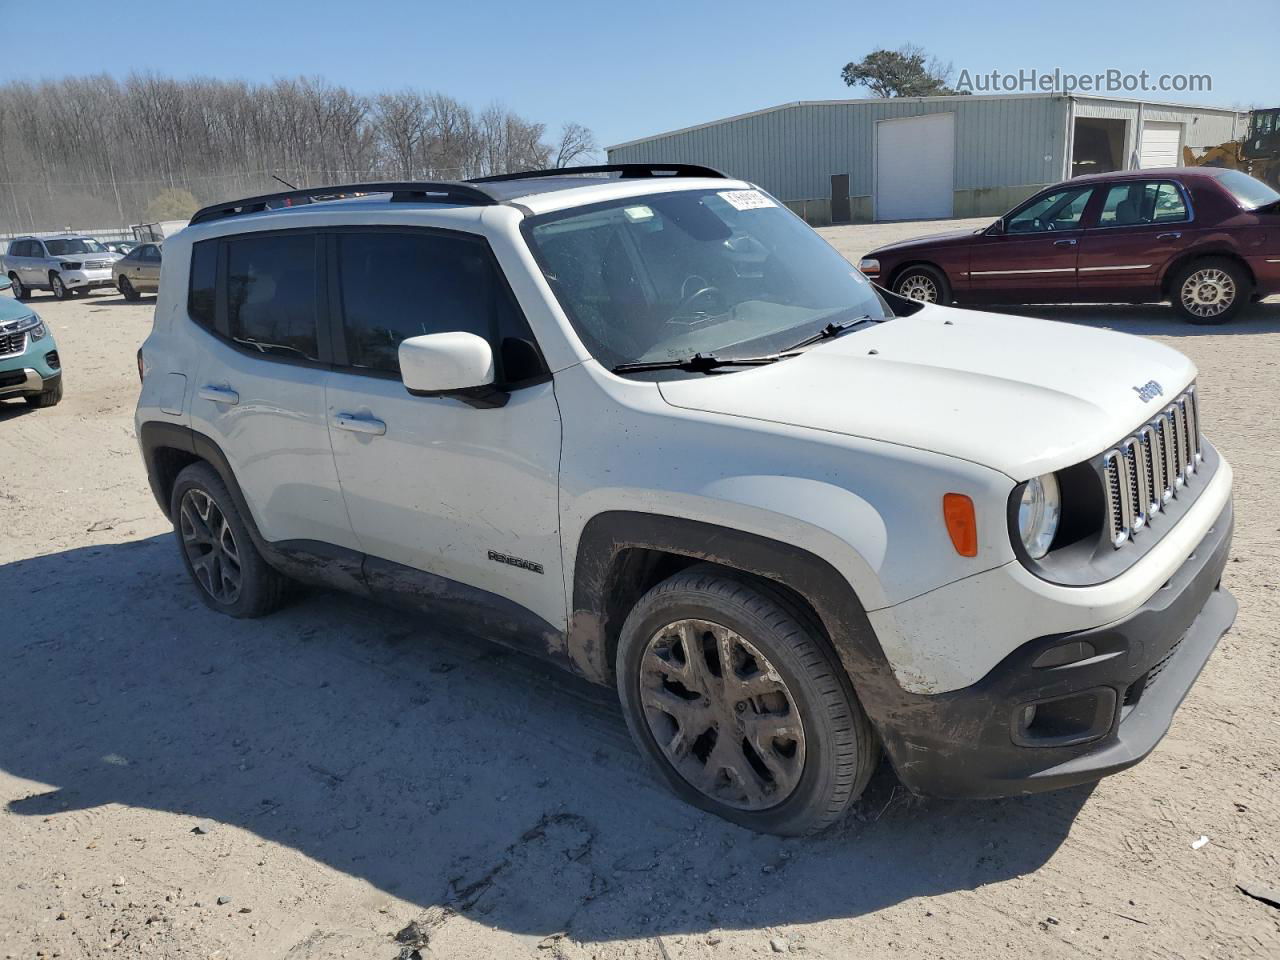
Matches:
[[965, 185, 1096, 302], [323, 228, 566, 644], [1076, 180, 1193, 301], [137, 244, 163, 291]]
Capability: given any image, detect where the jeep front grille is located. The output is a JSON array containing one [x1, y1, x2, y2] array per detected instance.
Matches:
[[1102, 386, 1202, 548], [0, 331, 25, 357]]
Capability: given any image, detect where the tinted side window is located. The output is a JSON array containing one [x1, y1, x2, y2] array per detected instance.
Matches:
[[227, 234, 319, 360], [188, 240, 217, 330], [1007, 187, 1093, 233], [1098, 182, 1188, 226], [337, 232, 494, 375]]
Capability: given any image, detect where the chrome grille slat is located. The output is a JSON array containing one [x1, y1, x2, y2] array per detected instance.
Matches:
[[1101, 384, 1203, 548], [0, 331, 24, 357]]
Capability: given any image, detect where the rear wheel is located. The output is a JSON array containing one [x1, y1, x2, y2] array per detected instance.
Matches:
[[892, 264, 951, 305], [8, 273, 27, 300], [118, 276, 140, 302], [1171, 257, 1250, 325], [170, 462, 287, 618], [616, 566, 878, 836], [50, 272, 71, 300]]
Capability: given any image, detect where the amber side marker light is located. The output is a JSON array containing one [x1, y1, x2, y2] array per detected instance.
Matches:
[[943, 493, 978, 557]]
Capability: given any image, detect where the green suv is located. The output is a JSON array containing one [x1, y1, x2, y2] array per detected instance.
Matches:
[[0, 278, 62, 407]]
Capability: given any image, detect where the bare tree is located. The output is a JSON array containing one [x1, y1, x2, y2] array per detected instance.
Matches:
[[0, 74, 597, 231]]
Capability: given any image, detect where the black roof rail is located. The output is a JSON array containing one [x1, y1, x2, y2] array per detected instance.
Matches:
[[468, 163, 727, 184], [188, 181, 498, 226]]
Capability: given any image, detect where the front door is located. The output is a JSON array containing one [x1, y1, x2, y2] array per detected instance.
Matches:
[[1077, 179, 1193, 301], [322, 228, 565, 640], [965, 185, 1096, 303], [137, 244, 163, 291]]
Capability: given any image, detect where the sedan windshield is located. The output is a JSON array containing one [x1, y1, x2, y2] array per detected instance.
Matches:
[[524, 188, 891, 370], [45, 238, 107, 256]]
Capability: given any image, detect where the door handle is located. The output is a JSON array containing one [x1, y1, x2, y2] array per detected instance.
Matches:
[[1157, 232, 1182, 242], [333, 413, 386, 436], [198, 385, 239, 405], [1053, 238, 1078, 247]]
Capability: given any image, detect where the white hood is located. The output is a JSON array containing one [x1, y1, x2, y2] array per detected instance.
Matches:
[[657, 305, 1197, 481]]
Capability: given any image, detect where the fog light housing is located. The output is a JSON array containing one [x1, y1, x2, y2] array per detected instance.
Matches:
[[1011, 687, 1117, 747]]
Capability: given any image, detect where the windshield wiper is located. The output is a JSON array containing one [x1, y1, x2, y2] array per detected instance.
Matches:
[[782, 314, 877, 352], [612, 352, 791, 375]]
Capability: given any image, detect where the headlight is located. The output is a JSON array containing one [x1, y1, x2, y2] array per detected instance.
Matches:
[[61, 261, 83, 271], [1018, 473, 1061, 559], [28, 321, 47, 341], [859, 258, 880, 277]]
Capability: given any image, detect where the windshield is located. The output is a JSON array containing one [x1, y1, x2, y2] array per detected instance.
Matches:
[[1216, 170, 1280, 210], [45, 238, 107, 256], [524, 188, 891, 369]]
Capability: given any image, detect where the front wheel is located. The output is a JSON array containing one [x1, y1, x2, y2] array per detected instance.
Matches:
[[170, 462, 287, 618], [1171, 257, 1250, 325], [118, 276, 140, 302], [892, 264, 951, 305], [24, 378, 62, 408], [50, 272, 71, 300], [616, 566, 878, 835]]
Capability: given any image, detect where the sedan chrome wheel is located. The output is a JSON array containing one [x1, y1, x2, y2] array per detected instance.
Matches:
[[1180, 268, 1236, 318], [639, 619, 805, 811], [179, 489, 242, 604], [896, 274, 939, 303]]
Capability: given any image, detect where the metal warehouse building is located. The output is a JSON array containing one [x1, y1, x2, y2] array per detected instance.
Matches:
[[607, 94, 1245, 225]]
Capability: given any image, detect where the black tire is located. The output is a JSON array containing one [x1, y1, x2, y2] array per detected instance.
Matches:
[[891, 264, 951, 305], [24, 378, 62, 408], [50, 272, 71, 300], [118, 276, 140, 302], [169, 462, 287, 619], [616, 565, 878, 836], [8, 273, 27, 300], [1170, 256, 1251, 325]]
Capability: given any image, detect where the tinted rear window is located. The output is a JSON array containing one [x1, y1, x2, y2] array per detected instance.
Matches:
[[188, 240, 217, 329], [226, 234, 319, 361], [1215, 170, 1280, 210]]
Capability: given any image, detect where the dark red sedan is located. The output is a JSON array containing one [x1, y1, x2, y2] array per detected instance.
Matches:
[[859, 167, 1280, 324]]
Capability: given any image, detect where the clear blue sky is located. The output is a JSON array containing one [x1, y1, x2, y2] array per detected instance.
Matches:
[[0, 0, 1271, 151]]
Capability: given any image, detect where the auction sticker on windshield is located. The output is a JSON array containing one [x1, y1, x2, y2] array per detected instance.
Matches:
[[719, 189, 775, 211]]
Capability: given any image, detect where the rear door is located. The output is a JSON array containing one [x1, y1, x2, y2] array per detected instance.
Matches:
[[138, 244, 163, 290], [323, 227, 565, 636], [186, 230, 358, 552], [965, 185, 1096, 302], [1077, 179, 1193, 300]]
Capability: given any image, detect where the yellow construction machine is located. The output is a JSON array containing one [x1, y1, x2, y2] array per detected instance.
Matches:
[[1184, 107, 1280, 190]]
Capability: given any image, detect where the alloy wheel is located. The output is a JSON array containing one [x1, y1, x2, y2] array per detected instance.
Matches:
[[639, 619, 806, 810], [51, 274, 65, 299], [1180, 268, 1235, 318], [179, 489, 242, 604], [897, 275, 939, 303]]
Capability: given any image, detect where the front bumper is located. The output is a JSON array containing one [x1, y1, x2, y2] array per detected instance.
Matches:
[[0, 367, 59, 398], [62, 269, 114, 289], [879, 500, 1235, 798]]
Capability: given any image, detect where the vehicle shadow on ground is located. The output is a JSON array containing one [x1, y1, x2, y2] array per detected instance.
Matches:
[[0, 536, 1091, 941], [983, 298, 1280, 336], [0, 399, 39, 422]]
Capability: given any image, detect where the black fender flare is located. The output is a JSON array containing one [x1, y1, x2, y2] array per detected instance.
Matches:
[[567, 511, 906, 716]]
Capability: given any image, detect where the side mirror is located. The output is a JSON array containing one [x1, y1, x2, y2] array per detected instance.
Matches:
[[399, 332, 507, 408], [986, 218, 1005, 236]]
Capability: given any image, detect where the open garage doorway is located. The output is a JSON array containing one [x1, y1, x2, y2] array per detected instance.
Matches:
[[1071, 117, 1126, 177]]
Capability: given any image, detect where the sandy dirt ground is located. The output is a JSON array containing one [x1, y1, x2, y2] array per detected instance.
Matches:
[[1, 221, 1278, 960]]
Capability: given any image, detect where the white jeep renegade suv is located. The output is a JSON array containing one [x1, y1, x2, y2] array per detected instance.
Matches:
[[135, 166, 1236, 835]]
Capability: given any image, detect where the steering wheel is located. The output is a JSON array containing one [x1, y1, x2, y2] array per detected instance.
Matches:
[[669, 276, 723, 323]]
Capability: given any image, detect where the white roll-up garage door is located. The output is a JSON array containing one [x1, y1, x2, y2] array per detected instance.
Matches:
[[875, 113, 955, 221], [1140, 121, 1182, 168]]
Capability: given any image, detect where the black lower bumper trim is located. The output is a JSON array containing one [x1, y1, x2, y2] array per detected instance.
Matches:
[[879, 499, 1235, 799]]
